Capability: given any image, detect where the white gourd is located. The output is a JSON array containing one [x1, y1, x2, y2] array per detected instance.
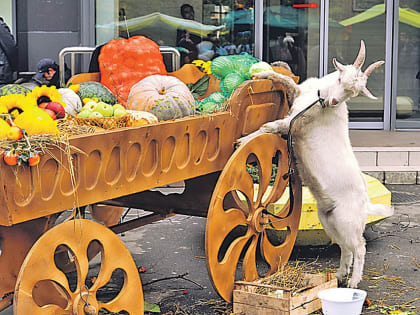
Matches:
[[58, 88, 82, 115]]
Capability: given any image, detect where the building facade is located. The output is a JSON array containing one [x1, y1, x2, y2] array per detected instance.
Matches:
[[1, 0, 419, 130]]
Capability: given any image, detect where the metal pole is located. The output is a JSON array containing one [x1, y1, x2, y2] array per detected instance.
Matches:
[[254, 0, 263, 60], [58, 46, 96, 86]]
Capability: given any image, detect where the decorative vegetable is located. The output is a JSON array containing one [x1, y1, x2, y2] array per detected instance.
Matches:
[[0, 84, 31, 96], [197, 92, 227, 114], [28, 152, 41, 166], [127, 110, 159, 126], [98, 36, 167, 106], [210, 56, 236, 80], [127, 75, 195, 121], [220, 72, 245, 97], [58, 88, 82, 115], [76, 82, 116, 105], [14, 108, 59, 136], [3, 151, 18, 166], [211, 55, 259, 81], [6, 126, 23, 140], [249, 62, 273, 76]]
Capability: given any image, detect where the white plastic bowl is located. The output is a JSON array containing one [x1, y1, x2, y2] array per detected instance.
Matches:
[[318, 288, 367, 315]]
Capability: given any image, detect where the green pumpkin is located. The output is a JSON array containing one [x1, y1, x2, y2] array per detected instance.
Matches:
[[0, 84, 32, 96], [77, 81, 117, 105]]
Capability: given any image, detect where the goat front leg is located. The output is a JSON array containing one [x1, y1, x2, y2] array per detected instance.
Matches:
[[236, 129, 264, 146], [260, 117, 291, 135], [236, 117, 291, 147]]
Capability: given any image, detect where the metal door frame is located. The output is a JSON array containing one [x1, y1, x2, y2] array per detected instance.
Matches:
[[255, 0, 396, 131]]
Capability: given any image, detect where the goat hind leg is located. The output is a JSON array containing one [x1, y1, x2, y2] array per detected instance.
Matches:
[[347, 236, 366, 288], [336, 246, 353, 282], [318, 208, 353, 283]]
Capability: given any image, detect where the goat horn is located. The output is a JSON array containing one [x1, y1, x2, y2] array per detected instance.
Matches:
[[353, 40, 366, 69], [361, 86, 377, 100], [333, 58, 346, 71], [364, 60, 385, 77]]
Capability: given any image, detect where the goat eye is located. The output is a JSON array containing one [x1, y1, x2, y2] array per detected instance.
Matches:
[[338, 78, 341, 84]]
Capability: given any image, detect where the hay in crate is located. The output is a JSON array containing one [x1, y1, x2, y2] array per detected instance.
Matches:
[[255, 261, 324, 296], [71, 114, 130, 129], [233, 261, 337, 315]]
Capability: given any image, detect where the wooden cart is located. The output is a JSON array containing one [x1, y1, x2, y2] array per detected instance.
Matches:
[[0, 65, 302, 314]]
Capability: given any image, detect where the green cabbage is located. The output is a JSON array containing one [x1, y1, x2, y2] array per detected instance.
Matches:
[[249, 62, 273, 77]]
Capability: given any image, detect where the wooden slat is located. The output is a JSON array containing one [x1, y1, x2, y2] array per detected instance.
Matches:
[[233, 273, 337, 315], [233, 290, 289, 310]]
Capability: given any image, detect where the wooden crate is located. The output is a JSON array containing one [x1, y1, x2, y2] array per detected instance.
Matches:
[[233, 273, 337, 315]]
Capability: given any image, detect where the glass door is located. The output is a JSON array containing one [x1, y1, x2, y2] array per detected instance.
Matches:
[[329, 0, 386, 128], [395, 0, 420, 129], [263, 0, 322, 81]]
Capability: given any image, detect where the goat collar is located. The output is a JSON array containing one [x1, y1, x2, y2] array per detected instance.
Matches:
[[317, 90, 326, 108]]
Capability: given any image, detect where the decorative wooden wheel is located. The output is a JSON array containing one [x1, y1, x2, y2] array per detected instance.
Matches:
[[205, 133, 302, 302], [14, 219, 143, 315]]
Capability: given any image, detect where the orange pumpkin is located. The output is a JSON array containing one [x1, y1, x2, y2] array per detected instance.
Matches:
[[127, 75, 196, 121], [98, 36, 167, 106]]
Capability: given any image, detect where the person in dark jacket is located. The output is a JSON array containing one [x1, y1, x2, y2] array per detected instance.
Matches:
[[0, 17, 18, 87], [32, 58, 60, 87], [176, 4, 201, 65], [15, 58, 68, 90]]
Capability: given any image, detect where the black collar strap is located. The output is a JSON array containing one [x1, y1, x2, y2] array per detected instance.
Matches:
[[263, 92, 326, 221]]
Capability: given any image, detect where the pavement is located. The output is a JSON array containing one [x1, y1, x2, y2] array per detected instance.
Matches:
[[1, 184, 419, 314]]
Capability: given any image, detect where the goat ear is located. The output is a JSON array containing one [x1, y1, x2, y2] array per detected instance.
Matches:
[[333, 58, 345, 71], [361, 87, 378, 100], [353, 40, 366, 69]]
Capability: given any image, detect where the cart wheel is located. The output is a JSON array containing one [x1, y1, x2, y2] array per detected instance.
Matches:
[[14, 219, 143, 315], [205, 133, 302, 302]]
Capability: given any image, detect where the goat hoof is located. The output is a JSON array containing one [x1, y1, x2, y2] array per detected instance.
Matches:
[[347, 278, 360, 288], [335, 271, 347, 282]]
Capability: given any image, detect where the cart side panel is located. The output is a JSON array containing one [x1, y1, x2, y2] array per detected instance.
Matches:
[[228, 80, 289, 138], [0, 80, 290, 226], [1, 113, 235, 225]]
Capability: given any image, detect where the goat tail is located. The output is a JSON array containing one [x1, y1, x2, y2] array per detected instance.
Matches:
[[367, 203, 394, 217]]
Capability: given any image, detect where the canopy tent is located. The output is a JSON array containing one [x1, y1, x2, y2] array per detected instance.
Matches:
[[223, 6, 305, 30], [97, 12, 225, 37], [223, 6, 342, 30], [340, 4, 420, 28]]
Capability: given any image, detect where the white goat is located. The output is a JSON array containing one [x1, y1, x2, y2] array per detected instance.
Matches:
[[237, 41, 393, 288]]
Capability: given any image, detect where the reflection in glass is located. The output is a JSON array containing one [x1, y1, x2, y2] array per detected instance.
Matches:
[[95, 0, 255, 67], [396, 1, 420, 128], [329, 0, 385, 123], [263, 0, 321, 81]]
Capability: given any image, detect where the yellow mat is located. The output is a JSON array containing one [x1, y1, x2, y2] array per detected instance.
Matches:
[[265, 174, 391, 246]]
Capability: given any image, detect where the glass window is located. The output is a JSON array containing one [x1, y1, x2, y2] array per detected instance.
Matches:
[[95, 0, 255, 67], [329, 0, 386, 123], [395, 0, 420, 129], [0, 1, 13, 29], [263, 0, 321, 81]]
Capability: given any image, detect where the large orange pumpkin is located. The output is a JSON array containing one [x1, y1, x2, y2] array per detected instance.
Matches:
[[98, 36, 167, 106], [126, 75, 196, 121]]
